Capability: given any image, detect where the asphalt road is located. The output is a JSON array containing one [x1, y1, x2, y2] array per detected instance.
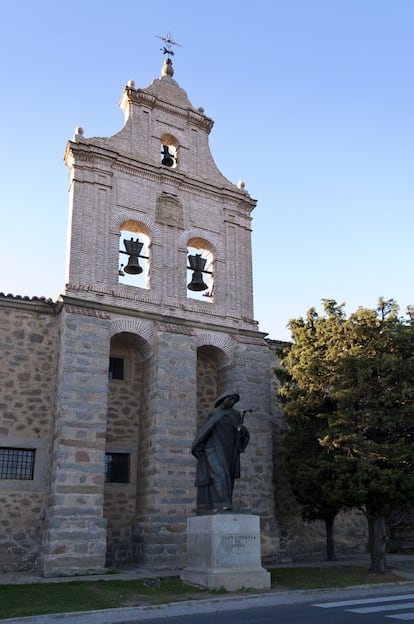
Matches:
[[126, 591, 414, 624]]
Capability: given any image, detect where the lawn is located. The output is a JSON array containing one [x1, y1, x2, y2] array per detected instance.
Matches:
[[0, 567, 404, 620]]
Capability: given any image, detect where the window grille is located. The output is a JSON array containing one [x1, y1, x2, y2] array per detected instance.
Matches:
[[0, 448, 35, 480], [109, 357, 124, 380], [105, 453, 130, 483]]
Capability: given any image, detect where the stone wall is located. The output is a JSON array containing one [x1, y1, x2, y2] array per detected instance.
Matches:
[[0, 297, 58, 572], [0, 295, 378, 576], [40, 306, 111, 577], [133, 327, 197, 568]]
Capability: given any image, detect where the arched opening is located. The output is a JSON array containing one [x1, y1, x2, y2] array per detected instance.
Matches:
[[118, 220, 150, 289], [196, 345, 231, 427], [160, 133, 178, 168], [104, 331, 151, 567], [187, 237, 215, 301]]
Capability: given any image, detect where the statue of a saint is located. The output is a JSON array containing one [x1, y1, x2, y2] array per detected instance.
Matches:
[[191, 391, 250, 513]]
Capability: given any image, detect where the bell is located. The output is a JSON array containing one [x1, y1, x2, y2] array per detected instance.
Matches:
[[124, 255, 143, 275], [188, 272, 208, 291], [161, 145, 174, 167], [188, 253, 208, 291], [123, 238, 144, 275]]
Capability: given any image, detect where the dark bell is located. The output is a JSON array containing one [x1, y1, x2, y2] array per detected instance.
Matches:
[[161, 145, 174, 167], [123, 237, 144, 275], [124, 256, 143, 275], [188, 253, 208, 291], [188, 272, 208, 291]]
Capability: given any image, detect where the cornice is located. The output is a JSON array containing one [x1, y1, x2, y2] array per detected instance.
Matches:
[[124, 87, 214, 132], [59, 294, 267, 340], [65, 140, 256, 210]]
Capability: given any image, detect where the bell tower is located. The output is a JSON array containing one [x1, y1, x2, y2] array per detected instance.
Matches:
[[40, 51, 278, 576], [63, 56, 257, 328]]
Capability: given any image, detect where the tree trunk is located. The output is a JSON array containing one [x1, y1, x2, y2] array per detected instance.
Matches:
[[367, 508, 388, 573], [325, 515, 336, 561]]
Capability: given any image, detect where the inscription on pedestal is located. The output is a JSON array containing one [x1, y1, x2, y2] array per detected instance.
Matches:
[[181, 513, 271, 591]]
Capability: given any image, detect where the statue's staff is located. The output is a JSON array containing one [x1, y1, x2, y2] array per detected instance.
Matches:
[[230, 409, 253, 484]]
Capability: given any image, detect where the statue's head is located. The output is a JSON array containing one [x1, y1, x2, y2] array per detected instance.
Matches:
[[214, 391, 240, 408]]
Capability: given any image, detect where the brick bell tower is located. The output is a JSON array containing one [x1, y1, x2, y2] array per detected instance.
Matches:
[[40, 48, 278, 576]]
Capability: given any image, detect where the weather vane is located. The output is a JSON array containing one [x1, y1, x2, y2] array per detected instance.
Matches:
[[156, 32, 181, 58]]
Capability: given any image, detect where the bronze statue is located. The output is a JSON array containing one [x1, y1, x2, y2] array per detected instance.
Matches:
[[191, 391, 250, 513]]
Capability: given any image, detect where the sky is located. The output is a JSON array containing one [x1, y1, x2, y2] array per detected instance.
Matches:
[[0, 0, 413, 341]]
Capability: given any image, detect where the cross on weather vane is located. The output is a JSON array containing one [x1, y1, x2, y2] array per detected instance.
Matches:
[[156, 32, 182, 58]]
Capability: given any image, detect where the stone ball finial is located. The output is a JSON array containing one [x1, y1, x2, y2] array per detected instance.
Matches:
[[237, 180, 245, 189], [75, 127, 84, 136], [127, 79, 135, 88], [161, 58, 174, 77]]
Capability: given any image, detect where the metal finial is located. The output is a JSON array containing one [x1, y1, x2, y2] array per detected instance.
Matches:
[[156, 32, 181, 58]]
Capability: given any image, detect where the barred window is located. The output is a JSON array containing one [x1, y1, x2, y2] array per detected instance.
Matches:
[[0, 448, 35, 480], [109, 357, 124, 380], [105, 452, 130, 483]]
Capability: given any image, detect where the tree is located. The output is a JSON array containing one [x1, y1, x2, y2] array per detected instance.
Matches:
[[282, 409, 343, 560], [277, 309, 353, 561], [278, 299, 414, 573]]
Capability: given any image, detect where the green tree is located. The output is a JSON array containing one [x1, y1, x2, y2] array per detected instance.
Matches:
[[282, 409, 343, 560], [278, 299, 414, 573]]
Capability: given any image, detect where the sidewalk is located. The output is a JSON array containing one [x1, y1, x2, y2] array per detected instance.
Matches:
[[1, 554, 414, 624]]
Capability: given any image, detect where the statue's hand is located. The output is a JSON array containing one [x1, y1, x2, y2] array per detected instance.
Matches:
[[193, 446, 205, 459]]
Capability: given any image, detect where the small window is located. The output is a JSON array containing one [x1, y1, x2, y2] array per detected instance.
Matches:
[[105, 453, 130, 483], [109, 357, 124, 380], [0, 448, 35, 480]]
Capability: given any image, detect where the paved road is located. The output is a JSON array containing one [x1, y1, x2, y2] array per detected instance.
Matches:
[[107, 592, 414, 624]]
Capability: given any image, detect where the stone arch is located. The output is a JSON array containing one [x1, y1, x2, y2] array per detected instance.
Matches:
[[178, 228, 224, 260], [111, 211, 162, 246], [195, 333, 233, 368], [110, 318, 154, 359]]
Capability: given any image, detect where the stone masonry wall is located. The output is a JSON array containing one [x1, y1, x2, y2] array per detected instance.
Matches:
[[134, 327, 197, 568], [230, 337, 280, 562], [196, 347, 218, 428], [40, 307, 111, 577], [0, 299, 58, 572]]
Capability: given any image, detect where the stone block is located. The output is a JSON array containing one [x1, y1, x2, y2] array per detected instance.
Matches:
[[181, 513, 270, 591]]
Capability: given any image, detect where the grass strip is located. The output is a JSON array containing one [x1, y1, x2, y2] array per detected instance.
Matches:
[[0, 567, 404, 620]]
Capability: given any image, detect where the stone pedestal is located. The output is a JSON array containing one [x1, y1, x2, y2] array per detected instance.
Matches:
[[180, 513, 271, 591]]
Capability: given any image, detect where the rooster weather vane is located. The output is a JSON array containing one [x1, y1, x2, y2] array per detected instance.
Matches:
[[157, 32, 181, 58]]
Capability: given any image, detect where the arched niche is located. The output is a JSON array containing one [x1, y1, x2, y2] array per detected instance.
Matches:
[[196, 343, 232, 427]]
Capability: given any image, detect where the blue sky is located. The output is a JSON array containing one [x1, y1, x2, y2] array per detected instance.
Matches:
[[0, 0, 413, 341]]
